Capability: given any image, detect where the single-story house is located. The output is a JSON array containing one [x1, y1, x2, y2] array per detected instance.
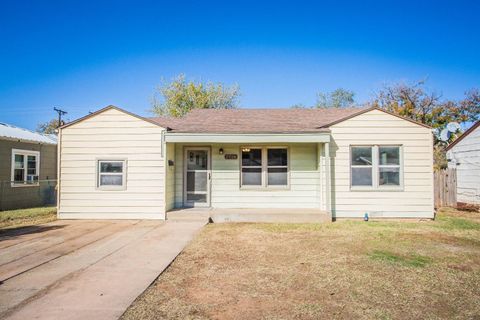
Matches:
[[57, 105, 434, 220], [0, 122, 57, 210], [446, 120, 480, 205]]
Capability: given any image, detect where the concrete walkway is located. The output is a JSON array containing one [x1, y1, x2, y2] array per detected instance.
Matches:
[[0, 217, 207, 320]]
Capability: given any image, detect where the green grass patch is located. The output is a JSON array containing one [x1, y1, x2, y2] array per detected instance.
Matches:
[[436, 216, 480, 231], [369, 250, 432, 267], [0, 206, 56, 229]]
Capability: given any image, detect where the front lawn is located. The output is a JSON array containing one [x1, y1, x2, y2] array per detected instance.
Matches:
[[123, 208, 480, 320], [0, 206, 57, 229]]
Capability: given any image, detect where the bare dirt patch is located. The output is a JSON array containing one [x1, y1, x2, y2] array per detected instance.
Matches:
[[123, 208, 480, 320]]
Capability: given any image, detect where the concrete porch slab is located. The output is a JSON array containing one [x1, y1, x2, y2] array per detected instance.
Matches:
[[168, 208, 331, 223]]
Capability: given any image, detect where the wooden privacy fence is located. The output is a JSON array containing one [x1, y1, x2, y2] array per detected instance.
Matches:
[[434, 168, 457, 208]]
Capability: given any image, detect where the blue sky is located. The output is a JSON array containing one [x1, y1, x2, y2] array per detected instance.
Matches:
[[0, 0, 479, 130]]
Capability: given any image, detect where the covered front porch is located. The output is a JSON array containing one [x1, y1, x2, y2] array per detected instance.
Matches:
[[163, 131, 333, 222]]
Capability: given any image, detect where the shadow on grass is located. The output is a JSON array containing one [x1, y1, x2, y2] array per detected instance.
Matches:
[[0, 224, 65, 241]]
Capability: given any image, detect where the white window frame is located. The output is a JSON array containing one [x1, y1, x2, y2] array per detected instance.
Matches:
[[240, 146, 290, 190], [11, 149, 40, 187], [350, 145, 403, 191], [97, 159, 127, 190]]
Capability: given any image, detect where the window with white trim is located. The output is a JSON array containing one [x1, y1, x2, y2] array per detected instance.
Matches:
[[241, 147, 289, 188], [267, 148, 288, 186], [350, 145, 402, 189], [378, 146, 401, 186], [241, 148, 262, 186], [11, 149, 40, 186], [97, 160, 126, 189]]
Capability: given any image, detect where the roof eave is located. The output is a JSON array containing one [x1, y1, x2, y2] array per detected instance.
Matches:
[[167, 130, 331, 134], [164, 131, 331, 143], [0, 136, 57, 145]]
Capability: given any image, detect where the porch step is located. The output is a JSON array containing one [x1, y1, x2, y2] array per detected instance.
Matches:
[[210, 213, 330, 223], [167, 208, 331, 223]]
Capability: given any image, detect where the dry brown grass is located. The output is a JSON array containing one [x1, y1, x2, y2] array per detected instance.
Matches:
[[123, 208, 480, 320]]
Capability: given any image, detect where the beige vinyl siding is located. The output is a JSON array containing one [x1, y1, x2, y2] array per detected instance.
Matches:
[[58, 108, 166, 219], [165, 143, 176, 210], [174, 143, 321, 209], [329, 109, 434, 218]]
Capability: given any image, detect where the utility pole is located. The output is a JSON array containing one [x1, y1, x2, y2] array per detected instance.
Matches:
[[53, 107, 68, 128]]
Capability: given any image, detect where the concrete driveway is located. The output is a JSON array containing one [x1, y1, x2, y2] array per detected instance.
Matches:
[[0, 216, 207, 320]]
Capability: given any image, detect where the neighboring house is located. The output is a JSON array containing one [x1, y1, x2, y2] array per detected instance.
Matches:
[[446, 120, 480, 205], [0, 122, 57, 211], [57, 105, 434, 220]]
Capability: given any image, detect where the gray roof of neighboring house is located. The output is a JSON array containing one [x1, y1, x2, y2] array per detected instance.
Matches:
[[0, 122, 57, 144]]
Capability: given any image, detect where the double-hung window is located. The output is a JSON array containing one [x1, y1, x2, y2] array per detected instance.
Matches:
[[97, 160, 126, 190], [241, 148, 263, 186], [350, 145, 402, 190], [241, 147, 289, 188], [11, 149, 40, 186], [378, 146, 401, 186], [267, 148, 288, 186]]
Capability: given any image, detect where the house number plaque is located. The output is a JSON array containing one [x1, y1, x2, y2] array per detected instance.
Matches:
[[224, 154, 238, 160]]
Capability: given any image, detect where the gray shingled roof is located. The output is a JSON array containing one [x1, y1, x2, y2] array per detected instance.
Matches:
[[150, 107, 366, 133]]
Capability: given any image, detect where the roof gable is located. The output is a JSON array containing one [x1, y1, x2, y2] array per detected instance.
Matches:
[[319, 107, 432, 129], [446, 120, 480, 151], [60, 105, 165, 129]]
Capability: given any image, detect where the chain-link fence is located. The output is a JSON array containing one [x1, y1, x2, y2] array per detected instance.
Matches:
[[0, 180, 57, 211]]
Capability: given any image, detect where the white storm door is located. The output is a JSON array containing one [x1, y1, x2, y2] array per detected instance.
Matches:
[[184, 148, 211, 207]]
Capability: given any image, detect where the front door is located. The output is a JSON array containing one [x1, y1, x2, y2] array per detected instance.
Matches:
[[184, 147, 211, 207]]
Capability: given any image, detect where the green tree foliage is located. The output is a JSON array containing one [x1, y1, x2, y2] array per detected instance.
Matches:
[[151, 74, 240, 117], [316, 88, 355, 108], [36, 119, 61, 135]]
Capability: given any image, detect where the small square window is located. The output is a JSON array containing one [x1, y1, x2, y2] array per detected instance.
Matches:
[[98, 160, 126, 189]]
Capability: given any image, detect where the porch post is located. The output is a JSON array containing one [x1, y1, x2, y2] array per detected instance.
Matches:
[[324, 141, 331, 218]]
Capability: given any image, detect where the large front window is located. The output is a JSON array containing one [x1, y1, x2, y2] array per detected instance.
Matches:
[[241, 147, 289, 188], [350, 145, 402, 189], [11, 149, 40, 186]]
